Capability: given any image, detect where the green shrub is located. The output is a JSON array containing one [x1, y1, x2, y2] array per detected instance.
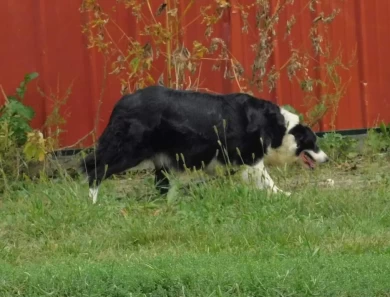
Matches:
[[0, 72, 38, 188], [0, 72, 38, 145], [364, 122, 390, 154], [318, 132, 358, 160]]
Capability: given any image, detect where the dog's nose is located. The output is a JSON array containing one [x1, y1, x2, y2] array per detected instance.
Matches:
[[324, 156, 329, 163]]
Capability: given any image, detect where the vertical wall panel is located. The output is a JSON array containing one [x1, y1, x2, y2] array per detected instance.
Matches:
[[0, 0, 389, 148]]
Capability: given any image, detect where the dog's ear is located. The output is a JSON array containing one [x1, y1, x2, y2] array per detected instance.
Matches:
[[289, 124, 306, 142]]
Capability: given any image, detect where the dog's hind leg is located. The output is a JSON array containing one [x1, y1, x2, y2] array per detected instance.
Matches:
[[241, 160, 291, 196], [83, 151, 152, 203]]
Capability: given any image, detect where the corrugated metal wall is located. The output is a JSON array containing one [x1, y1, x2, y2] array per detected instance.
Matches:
[[1, 0, 389, 148]]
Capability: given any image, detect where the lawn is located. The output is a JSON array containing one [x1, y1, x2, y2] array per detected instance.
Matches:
[[1, 153, 390, 296]]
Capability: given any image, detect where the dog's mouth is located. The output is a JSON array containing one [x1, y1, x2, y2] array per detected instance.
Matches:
[[300, 151, 316, 170]]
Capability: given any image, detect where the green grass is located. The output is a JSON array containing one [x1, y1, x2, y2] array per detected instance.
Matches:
[[1, 154, 390, 296]]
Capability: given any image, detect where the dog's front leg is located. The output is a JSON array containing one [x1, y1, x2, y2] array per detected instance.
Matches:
[[241, 160, 291, 196], [89, 187, 99, 204]]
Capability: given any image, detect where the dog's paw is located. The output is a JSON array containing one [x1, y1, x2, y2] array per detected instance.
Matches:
[[267, 187, 291, 197]]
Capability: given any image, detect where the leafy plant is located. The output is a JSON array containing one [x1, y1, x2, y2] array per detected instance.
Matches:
[[23, 130, 48, 162], [0, 73, 39, 190], [0, 72, 38, 146], [80, 0, 351, 129], [318, 132, 358, 160], [364, 122, 390, 154]]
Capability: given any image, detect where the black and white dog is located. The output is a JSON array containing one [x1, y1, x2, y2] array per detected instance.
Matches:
[[81, 86, 328, 203]]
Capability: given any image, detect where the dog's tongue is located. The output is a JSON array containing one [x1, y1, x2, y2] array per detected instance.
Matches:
[[300, 152, 316, 169]]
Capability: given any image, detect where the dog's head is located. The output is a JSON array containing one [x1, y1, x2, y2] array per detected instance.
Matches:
[[288, 124, 329, 169], [265, 108, 328, 168]]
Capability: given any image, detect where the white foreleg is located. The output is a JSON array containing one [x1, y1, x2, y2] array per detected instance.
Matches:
[[89, 187, 99, 204], [241, 160, 291, 196]]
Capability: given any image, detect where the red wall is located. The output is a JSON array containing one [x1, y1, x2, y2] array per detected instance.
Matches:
[[1, 0, 389, 148]]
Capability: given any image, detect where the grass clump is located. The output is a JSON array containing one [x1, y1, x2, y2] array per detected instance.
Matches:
[[1, 155, 390, 296]]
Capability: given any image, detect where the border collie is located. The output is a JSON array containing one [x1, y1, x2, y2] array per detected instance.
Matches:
[[81, 86, 328, 203]]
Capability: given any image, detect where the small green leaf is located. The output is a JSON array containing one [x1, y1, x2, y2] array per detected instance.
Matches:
[[16, 87, 22, 95], [130, 58, 140, 73], [25, 72, 39, 82]]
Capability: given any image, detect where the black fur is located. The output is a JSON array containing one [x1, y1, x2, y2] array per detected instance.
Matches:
[[289, 125, 320, 155], [81, 86, 314, 192]]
